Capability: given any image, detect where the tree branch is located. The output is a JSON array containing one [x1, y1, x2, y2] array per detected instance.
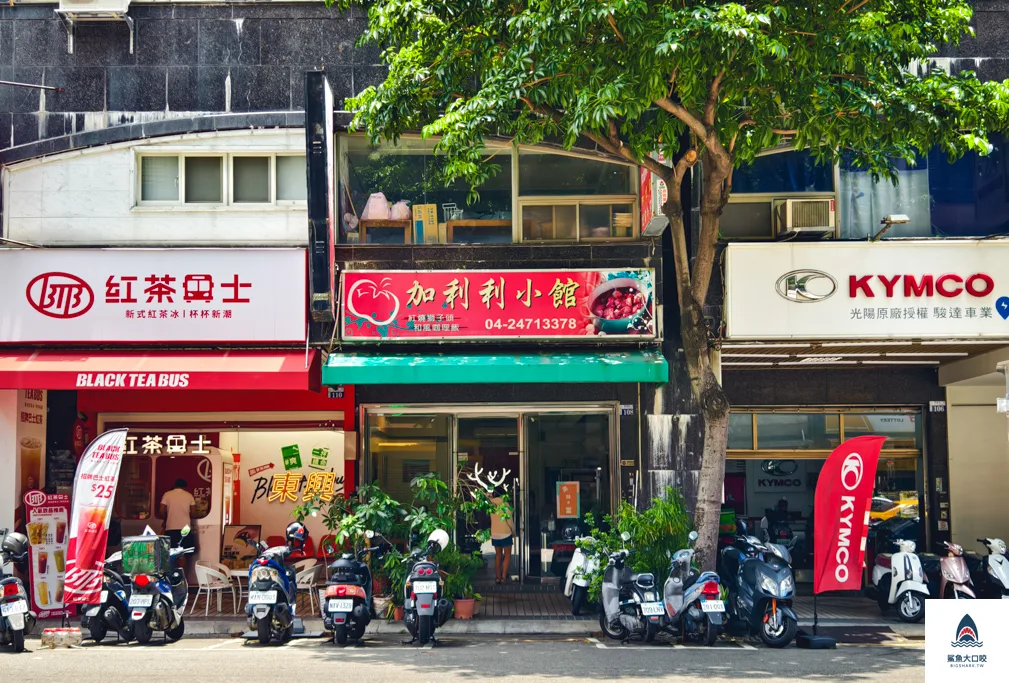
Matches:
[[607, 15, 625, 42], [847, 0, 870, 13], [654, 97, 708, 142], [703, 71, 725, 127]]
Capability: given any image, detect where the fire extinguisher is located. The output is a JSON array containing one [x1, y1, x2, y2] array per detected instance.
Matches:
[[72, 412, 92, 460]]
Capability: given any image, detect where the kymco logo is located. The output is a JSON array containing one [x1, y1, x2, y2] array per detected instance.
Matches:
[[840, 453, 864, 491]]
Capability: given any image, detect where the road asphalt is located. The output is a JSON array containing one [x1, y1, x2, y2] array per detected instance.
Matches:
[[3, 633, 924, 683]]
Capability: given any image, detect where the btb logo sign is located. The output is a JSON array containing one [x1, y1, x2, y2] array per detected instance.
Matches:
[[840, 453, 864, 491], [26, 272, 94, 319]]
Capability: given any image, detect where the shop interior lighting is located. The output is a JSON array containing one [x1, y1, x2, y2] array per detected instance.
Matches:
[[781, 359, 858, 365], [721, 353, 792, 358], [721, 361, 775, 366], [798, 353, 881, 358], [720, 343, 810, 349], [862, 360, 940, 365], [885, 352, 969, 357], [827, 341, 911, 347]]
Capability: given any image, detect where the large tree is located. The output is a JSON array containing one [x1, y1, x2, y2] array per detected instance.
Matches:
[[338, 0, 1009, 568]]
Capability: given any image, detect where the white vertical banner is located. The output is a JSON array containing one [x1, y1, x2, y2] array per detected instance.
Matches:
[[63, 428, 128, 605]]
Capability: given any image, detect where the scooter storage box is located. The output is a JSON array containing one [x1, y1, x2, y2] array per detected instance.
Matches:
[[121, 535, 171, 575]]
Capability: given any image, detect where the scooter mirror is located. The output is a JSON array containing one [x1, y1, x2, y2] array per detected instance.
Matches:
[[365, 530, 375, 539], [620, 532, 631, 542], [688, 531, 699, 544]]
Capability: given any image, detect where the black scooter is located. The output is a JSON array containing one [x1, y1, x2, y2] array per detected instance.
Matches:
[[81, 550, 133, 643], [0, 529, 35, 653], [323, 530, 389, 644], [402, 530, 452, 645], [720, 526, 798, 648]]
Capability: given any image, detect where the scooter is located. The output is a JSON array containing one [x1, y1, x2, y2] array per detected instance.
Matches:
[[324, 530, 389, 644], [246, 542, 297, 645], [0, 529, 35, 653], [968, 538, 1009, 599], [661, 531, 724, 645], [402, 529, 452, 645], [81, 550, 134, 643], [599, 532, 662, 643], [719, 530, 798, 648], [564, 536, 599, 616], [129, 530, 194, 644], [938, 541, 976, 599], [868, 539, 928, 622]]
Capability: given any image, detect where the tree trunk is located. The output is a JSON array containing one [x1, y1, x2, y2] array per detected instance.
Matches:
[[692, 362, 730, 571]]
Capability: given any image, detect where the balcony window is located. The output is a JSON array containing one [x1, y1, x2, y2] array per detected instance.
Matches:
[[137, 153, 307, 208]]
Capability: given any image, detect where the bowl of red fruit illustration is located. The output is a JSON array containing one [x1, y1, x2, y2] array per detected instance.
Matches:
[[588, 278, 650, 335]]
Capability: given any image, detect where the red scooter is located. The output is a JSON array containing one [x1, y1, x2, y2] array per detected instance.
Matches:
[[939, 541, 976, 599]]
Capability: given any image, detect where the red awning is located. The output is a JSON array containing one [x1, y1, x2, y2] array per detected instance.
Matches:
[[0, 350, 319, 391]]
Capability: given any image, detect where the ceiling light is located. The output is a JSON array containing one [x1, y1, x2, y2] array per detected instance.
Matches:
[[885, 352, 969, 357], [722, 361, 775, 366], [862, 360, 940, 365], [827, 341, 909, 347], [798, 353, 880, 358], [780, 359, 858, 365], [721, 343, 811, 349], [721, 353, 792, 358]]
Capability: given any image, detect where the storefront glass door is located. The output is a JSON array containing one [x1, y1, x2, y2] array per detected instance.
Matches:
[[523, 413, 611, 581]]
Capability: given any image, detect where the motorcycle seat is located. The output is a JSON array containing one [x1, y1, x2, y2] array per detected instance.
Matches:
[[875, 554, 892, 569]]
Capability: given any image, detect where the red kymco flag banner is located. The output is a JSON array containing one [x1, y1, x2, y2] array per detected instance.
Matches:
[[813, 435, 887, 594], [63, 428, 128, 605]]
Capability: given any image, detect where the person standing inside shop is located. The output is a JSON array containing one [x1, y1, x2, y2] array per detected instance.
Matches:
[[490, 494, 516, 585], [160, 479, 196, 570]]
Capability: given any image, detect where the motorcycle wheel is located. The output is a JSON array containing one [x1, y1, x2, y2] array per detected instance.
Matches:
[[571, 586, 587, 616], [166, 618, 185, 643], [644, 622, 658, 643], [89, 619, 108, 643], [350, 623, 366, 641], [418, 615, 433, 645], [134, 620, 152, 645], [898, 592, 925, 623], [257, 617, 272, 645], [876, 576, 892, 613], [334, 624, 348, 645], [702, 616, 719, 646], [599, 611, 629, 640], [281, 624, 294, 643], [759, 610, 796, 648], [11, 629, 24, 653]]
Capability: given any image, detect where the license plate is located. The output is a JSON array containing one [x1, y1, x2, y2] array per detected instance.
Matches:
[[701, 600, 725, 613], [328, 599, 354, 612], [1, 601, 28, 617], [640, 602, 664, 616], [249, 590, 277, 605], [129, 594, 154, 608], [100, 591, 109, 604], [413, 581, 437, 594]]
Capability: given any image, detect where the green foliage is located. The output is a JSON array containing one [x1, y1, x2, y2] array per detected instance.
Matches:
[[333, 0, 1008, 187], [439, 546, 484, 599], [577, 487, 693, 602]]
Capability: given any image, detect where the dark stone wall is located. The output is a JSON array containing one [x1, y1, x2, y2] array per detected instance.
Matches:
[[0, 3, 376, 150]]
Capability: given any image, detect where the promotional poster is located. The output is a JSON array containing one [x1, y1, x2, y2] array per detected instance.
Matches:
[[23, 491, 71, 619]]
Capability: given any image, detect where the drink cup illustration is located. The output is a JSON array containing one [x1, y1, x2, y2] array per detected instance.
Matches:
[[26, 522, 49, 546], [56, 521, 67, 544], [54, 549, 65, 573], [38, 551, 48, 574], [75, 507, 109, 572]]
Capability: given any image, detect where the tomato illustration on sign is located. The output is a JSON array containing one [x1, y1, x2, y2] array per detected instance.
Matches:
[[347, 277, 401, 326]]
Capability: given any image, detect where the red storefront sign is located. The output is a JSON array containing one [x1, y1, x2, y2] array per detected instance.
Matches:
[[341, 269, 656, 341]]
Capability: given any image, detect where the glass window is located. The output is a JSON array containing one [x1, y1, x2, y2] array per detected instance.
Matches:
[[756, 413, 840, 450], [728, 413, 754, 449], [519, 152, 632, 195], [276, 155, 307, 201], [344, 136, 512, 239], [368, 414, 452, 505], [233, 157, 270, 203], [185, 157, 223, 203], [116, 456, 153, 521], [733, 150, 834, 194], [522, 204, 577, 241], [140, 157, 179, 201], [579, 203, 634, 239], [843, 413, 921, 450]]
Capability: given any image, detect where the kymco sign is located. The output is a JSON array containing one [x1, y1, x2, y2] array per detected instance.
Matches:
[[0, 249, 306, 343], [726, 241, 1009, 339]]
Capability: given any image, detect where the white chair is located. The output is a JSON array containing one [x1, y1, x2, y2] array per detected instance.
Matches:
[[192, 561, 237, 616], [295, 563, 322, 617]]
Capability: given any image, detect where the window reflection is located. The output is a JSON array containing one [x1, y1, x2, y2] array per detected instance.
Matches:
[[756, 413, 840, 450]]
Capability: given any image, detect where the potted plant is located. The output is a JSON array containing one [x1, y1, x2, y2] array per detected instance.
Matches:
[[440, 546, 483, 619]]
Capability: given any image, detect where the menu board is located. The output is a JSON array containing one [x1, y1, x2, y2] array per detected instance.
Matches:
[[23, 491, 73, 618]]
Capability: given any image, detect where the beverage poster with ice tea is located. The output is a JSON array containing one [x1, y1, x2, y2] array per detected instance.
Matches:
[[64, 428, 128, 606], [24, 491, 71, 619]]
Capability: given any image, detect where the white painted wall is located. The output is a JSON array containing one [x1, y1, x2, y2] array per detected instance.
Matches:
[[3, 129, 309, 246], [946, 384, 1009, 548], [0, 391, 20, 534]]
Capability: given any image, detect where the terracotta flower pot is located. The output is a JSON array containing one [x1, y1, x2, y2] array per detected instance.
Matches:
[[454, 597, 476, 620], [393, 606, 405, 621]]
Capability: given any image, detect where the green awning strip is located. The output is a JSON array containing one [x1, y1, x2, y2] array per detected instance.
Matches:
[[322, 350, 668, 385]]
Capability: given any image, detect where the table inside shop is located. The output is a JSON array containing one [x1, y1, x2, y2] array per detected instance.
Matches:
[[229, 568, 249, 605]]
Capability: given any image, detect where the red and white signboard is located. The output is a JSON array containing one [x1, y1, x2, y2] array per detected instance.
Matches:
[[23, 491, 72, 619], [341, 269, 656, 341], [64, 429, 128, 606], [726, 242, 1009, 339], [0, 249, 306, 343], [813, 435, 886, 594]]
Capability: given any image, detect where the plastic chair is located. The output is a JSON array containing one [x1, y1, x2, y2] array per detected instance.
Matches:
[[295, 562, 322, 616], [265, 535, 286, 550], [193, 561, 237, 616]]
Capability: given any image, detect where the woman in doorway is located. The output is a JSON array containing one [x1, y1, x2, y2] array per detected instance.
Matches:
[[490, 493, 515, 584]]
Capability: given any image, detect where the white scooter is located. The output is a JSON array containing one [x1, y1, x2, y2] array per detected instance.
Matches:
[[973, 538, 1009, 599], [564, 537, 599, 615], [870, 539, 928, 622]]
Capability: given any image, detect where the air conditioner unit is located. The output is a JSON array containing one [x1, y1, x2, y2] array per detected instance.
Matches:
[[774, 198, 835, 239], [58, 0, 130, 14]]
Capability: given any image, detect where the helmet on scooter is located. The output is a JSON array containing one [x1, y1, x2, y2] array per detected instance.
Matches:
[[1, 532, 28, 562], [428, 529, 450, 552], [286, 522, 308, 549]]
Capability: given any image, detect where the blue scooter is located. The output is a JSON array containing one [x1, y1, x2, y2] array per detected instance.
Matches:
[[245, 542, 297, 644], [129, 529, 194, 644]]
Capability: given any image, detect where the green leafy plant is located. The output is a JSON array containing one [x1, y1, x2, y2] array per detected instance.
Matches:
[[577, 487, 693, 602], [438, 546, 484, 600]]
